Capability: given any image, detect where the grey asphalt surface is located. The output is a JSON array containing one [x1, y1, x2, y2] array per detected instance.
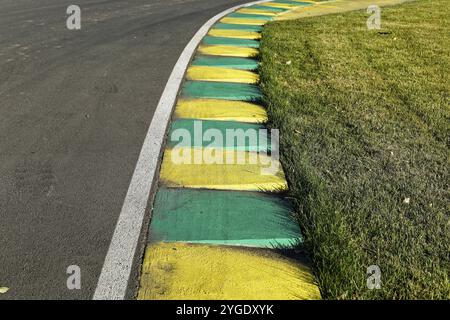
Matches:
[[0, 0, 251, 300]]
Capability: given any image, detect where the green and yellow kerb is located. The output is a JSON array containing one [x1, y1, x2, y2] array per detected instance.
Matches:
[[137, 0, 322, 300]]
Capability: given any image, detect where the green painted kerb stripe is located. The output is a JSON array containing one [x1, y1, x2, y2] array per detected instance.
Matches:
[[228, 13, 273, 20], [167, 119, 272, 152], [192, 56, 259, 70], [213, 23, 263, 32], [182, 81, 262, 101], [292, 1, 314, 5], [272, 0, 312, 5], [248, 5, 290, 12], [203, 36, 260, 48], [148, 188, 302, 248], [162, 238, 299, 248]]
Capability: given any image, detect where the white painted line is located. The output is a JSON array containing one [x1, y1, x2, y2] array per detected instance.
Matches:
[[93, 0, 271, 300]]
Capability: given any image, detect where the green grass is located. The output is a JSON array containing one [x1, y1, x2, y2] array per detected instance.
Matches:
[[260, 0, 449, 299]]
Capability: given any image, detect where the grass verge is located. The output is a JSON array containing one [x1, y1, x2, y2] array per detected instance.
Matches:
[[260, 0, 449, 299]]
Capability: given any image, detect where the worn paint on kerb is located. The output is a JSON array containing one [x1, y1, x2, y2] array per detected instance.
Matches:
[[174, 99, 267, 123], [138, 243, 321, 300], [160, 148, 287, 191], [187, 66, 259, 83], [148, 187, 301, 247]]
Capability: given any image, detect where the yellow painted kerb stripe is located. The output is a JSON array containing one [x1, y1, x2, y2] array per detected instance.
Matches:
[[198, 45, 259, 58], [138, 243, 321, 300], [236, 8, 278, 16], [174, 99, 268, 123], [220, 17, 267, 26], [263, 2, 299, 9], [208, 29, 261, 40], [187, 66, 259, 84], [160, 148, 287, 191]]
